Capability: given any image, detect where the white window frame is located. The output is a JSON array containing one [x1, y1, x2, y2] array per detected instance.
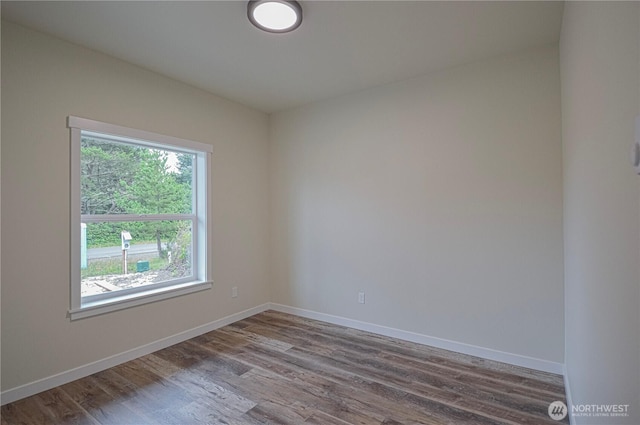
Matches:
[[68, 116, 212, 320]]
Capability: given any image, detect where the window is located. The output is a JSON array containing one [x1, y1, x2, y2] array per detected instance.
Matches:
[[68, 116, 212, 320]]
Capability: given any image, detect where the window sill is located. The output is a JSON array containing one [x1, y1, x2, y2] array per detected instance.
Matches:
[[69, 280, 212, 320]]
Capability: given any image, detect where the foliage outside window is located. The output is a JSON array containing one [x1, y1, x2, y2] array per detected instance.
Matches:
[[69, 117, 212, 320]]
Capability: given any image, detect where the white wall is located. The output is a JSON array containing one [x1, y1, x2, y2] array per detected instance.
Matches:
[[560, 3, 640, 424], [10, 4, 640, 412], [270, 46, 564, 364], [1, 21, 270, 392]]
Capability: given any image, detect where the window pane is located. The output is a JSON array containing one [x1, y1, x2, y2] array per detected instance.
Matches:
[[81, 136, 194, 215], [81, 220, 193, 298]]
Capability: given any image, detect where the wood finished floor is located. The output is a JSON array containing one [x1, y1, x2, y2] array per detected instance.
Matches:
[[1, 311, 568, 425]]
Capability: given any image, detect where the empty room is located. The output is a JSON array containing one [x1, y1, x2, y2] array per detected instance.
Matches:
[[1, 1, 638, 424]]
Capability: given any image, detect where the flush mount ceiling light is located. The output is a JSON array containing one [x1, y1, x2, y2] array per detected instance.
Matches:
[[248, 0, 302, 33]]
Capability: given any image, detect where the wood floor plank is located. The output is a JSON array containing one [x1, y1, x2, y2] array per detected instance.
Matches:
[[1, 311, 569, 425], [139, 353, 257, 421], [87, 367, 165, 423], [193, 331, 426, 424], [34, 388, 98, 425], [231, 312, 568, 424], [234, 314, 565, 423], [0, 394, 66, 425], [250, 311, 566, 395], [252, 310, 557, 386], [304, 410, 353, 425], [326, 347, 556, 423], [59, 376, 149, 425], [96, 364, 193, 424], [210, 329, 510, 424]]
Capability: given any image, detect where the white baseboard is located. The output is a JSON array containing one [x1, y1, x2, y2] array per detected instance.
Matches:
[[563, 364, 575, 425], [0, 303, 270, 406], [268, 303, 565, 375], [1, 301, 565, 406]]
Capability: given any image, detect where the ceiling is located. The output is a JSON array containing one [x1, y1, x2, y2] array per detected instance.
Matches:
[[1, 1, 564, 113]]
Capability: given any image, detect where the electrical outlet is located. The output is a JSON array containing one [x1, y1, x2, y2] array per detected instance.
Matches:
[[232, 286, 238, 298], [358, 291, 365, 304]]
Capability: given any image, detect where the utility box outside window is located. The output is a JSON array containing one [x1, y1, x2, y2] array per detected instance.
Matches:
[[121, 231, 132, 250], [136, 261, 150, 272]]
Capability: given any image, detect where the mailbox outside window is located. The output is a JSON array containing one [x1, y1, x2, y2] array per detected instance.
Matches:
[[121, 231, 132, 250]]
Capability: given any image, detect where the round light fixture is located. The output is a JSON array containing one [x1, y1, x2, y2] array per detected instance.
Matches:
[[248, 0, 302, 33]]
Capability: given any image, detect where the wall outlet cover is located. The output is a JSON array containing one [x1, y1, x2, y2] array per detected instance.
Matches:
[[358, 291, 365, 304]]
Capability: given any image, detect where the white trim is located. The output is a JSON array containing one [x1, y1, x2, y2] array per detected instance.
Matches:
[[70, 127, 82, 310], [70, 281, 213, 320], [68, 115, 212, 317], [67, 116, 213, 154], [83, 275, 197, 304], [81, 214, 194, 223], [197, 150, 213, 281], [563, 364, 576, 425], [1, 303, 270, 406], [268, 303, 565, 375]]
